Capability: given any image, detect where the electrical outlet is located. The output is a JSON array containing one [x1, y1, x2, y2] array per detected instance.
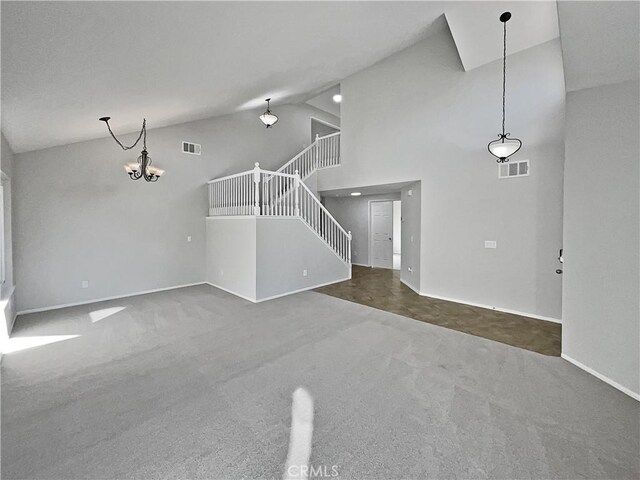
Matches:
[[485, 240, 497, 249], [187, 235, 192, 242], [408, 189, 413, 197], [81, 280, 89, 289], [220, 269, 224, 277], [410, 235, 414, 243], [303, 269, 308, 277], [407, 267, 412, 272]]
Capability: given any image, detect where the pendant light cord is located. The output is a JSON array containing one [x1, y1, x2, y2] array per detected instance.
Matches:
[[104, 118, 147, 151], [502, 20, 507, 137]]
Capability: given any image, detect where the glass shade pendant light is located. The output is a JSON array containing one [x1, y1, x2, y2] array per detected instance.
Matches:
[[99, 117, 164, 182], [259, 98, 278, 128], [488, 12, 522, 163]]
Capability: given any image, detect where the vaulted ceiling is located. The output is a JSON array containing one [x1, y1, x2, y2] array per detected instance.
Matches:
[[557, 1, 639, 92], [1, 1, 560, 153]]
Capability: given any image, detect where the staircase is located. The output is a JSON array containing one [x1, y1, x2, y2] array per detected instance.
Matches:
[[207, 132, 351, 264]]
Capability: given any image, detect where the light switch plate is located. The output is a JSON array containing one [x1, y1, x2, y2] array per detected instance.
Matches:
[[485, 240, 497, 249]]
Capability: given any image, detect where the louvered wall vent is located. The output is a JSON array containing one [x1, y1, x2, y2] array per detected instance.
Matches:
[[182, 141, 201, 155], [498, 159, 529, 179]]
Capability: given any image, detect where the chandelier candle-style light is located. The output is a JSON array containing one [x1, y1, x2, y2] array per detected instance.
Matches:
[[487, 12, 522, 163], [259, 98, 278, 128], [99, 116, 165, 182]]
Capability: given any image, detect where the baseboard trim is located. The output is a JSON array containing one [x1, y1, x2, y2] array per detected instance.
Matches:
[[409, 289, 562, 324], [400, 278, 421, 295], [17, 282, 207, 315], [206, 276, 351, 304], [204, 282, 257, 303], [352, 262, 371, 267], [561, 353, 640, 401], [256, 276, 351, 303]]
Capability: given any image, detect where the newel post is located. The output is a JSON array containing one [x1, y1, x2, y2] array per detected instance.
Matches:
[[294, 169, 300, 216], [348, 230, 352, 263], [253, 162, 261, 216]]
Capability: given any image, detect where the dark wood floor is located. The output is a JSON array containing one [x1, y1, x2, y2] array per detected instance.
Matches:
[[315, 266, 561, 356]]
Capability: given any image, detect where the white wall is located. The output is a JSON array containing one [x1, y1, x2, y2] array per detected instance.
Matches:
[[0, 132, 16, 338], [205, 216, 350, 302], [13, 103, 338, 312], [318, 24, 565, 320], [255, 218, 350, 300], [562, 79, 640, 397], [322, 192, 401, 266], [206, 217, 257, 301]]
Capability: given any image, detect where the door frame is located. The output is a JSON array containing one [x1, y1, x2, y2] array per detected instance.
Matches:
[[368, 199, 398, 269]]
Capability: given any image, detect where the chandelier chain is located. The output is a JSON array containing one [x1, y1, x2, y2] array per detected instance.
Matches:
[[502, 20, 507, 137], [104, 118, 147, 151]]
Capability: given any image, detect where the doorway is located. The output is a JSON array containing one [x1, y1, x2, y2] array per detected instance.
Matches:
[[369, 200, 401, 270], [311, 117, 339, 143]]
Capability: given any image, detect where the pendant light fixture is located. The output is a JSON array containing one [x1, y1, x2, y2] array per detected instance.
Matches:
[[487, 12, 522, 163], [259, 98, 278, 128], [99, 117, 164, 182]]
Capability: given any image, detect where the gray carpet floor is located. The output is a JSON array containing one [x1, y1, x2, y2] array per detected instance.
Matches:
[[2, 284, 638, 479]]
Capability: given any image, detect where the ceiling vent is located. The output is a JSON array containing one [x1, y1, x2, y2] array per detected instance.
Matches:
[[182, 141, 201, 155], [498, 159, 529, 179]]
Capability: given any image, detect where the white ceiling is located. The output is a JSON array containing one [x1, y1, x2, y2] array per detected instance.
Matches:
[[557, 1, 640, 92], [1, 1, 560, 153], [445, 1, 560, 71], [305, 84, 341, 118]]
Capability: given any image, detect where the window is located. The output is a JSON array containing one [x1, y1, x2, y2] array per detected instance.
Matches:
[[0, 182, 5, 285]]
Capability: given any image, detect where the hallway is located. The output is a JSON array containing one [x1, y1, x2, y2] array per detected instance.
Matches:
[[315, 266, 562, 356]]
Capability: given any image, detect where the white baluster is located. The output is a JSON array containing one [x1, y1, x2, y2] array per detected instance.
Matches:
[[294, 170, 300, 216], [253, 163, 261, 215]]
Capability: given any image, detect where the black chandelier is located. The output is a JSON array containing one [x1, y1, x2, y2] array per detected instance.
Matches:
[[487, 12, 522, 163], [259, 98, 278, 128], [99, 117, 164, 182]]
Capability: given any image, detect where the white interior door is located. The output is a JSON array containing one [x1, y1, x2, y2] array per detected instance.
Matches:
[[370, 201, 394, 269]]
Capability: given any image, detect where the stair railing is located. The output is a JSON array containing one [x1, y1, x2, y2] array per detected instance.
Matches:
[[277, 131, 341, 178], [208, 163, 351, 263]]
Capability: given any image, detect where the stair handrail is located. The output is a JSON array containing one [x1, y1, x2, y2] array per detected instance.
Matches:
[[296, 178, 351, 239], [277, 131, 340, 177], [277, 143, 316, 176], [207, 168, 255, 184], [207, 165, 349, 237]]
